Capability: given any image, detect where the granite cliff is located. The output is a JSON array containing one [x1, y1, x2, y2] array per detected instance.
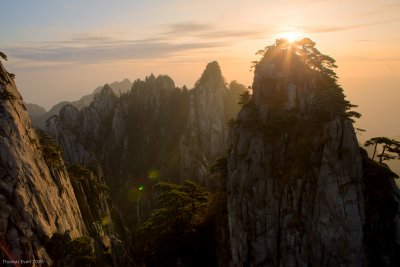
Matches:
[[26, 79, 132, 129], [0, 56, 132, 266], [228, 39, 365, 266], [0, 58, 86, 264], [46, 62, 243, 201], [227, 39, 400, 267]]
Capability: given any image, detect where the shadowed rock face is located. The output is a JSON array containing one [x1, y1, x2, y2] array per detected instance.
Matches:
[[180, 61, 229, 183], [0, 61, 87, 264], [228, 59, 366, 266], [46, 62, 242, 188]]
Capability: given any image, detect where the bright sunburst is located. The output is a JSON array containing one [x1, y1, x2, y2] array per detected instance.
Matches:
[[278, 31, 303, 42]]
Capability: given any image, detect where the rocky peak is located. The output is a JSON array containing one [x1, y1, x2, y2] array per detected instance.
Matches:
[[59, 104, 79, 129], [227, 42, 366, 266], [179, 62, 229, 183], [25, 103, 47, 118], [91, 84, 118, 117], [188, 61, 227, 157]]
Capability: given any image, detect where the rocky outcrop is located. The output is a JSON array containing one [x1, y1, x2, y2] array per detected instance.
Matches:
[[27, 79, 132, 129], [0, 60, 87, 264], [227, 51, 366, 266], [46, 63, 242, 186], [181, 62, 233, 183], [46, 85, 118, 167], [187, 61, 227, 158], [67, 164, 133, 266]]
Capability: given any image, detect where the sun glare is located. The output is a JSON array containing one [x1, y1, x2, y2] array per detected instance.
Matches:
[[278, 31, 303, 42]]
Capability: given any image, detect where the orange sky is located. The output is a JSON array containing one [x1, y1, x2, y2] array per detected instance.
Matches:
[[1, 0, 399, 140]]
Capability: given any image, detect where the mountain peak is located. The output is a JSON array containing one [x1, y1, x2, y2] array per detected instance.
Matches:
[[195, 61, 225, 89]]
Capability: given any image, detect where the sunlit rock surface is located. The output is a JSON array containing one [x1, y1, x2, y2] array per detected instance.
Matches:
[[0, 61, 87, 264]]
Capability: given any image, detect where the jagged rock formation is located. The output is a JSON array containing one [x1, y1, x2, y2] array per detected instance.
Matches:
[[46, 85, 119, 166], [47, 62, 243, 186], [45, 62, 244, 229], [27, 79, 132, 129], [180, 62, 229, 182], [0, 60, 87, 264], [66, 164, 133, 266], [227, 42, 366, 266]]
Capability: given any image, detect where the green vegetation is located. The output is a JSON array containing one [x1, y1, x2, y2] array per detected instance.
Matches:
[[0, 90, 16, 101], [135, 180, 217, 266], [210, 157, 228, 178], [0, 51, 16, 84], [361, 148, 400, 265], [36, 128, 64, 168], [67, 164, 91, 181], [0, 51, 7, 61], [238, 90, 252, 107], [252, 38, 360, 122], [365, 137, 400, 166], [46, 232, 96, 267]]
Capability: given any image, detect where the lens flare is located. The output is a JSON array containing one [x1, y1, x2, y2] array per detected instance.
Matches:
[[278, 31, 303, 42]]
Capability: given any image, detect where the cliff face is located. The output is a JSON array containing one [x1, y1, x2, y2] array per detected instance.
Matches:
[[0, 61, 87, 263], [27, 79, 132, 129], [361, 148, 400, 266], [47, 62, 241, 188], [46, 85, 118, 167], [67, 164, 133, 266], [181, 61, 229, 182], [227, 50, 366, 266]]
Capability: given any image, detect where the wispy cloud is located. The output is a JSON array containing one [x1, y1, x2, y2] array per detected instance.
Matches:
[[5, 22, 268, 67], [6, 36, 226, 66], [338, 56, 400, 62], [165, 22, 212, 35], [163, 22, 267, 40], [303, 19, 400, 33]]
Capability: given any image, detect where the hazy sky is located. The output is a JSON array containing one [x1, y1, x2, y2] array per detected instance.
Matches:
[[1, 0, 399, 140]]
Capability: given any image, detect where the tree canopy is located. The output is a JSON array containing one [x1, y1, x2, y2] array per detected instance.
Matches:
[[252, 38, 360, 121], [0, 51, 7, 61], [253, 38, 338, 81], [365, 137, 400, 164], [136, 180, 212, 265]]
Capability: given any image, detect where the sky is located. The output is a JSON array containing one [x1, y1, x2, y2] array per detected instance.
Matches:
[[0, 0, 399, 140]]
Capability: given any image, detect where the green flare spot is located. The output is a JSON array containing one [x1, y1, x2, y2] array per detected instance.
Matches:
[[148, 169, 159, 181]]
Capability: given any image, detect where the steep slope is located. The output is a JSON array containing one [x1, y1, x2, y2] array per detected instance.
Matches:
[[46, 62, 244, 229], [46, 62, 242, 186], [361, 148, 400, 266], [227, 40, 365, 266], [0, 60, 87, 263], [180, 62, 229, 182]]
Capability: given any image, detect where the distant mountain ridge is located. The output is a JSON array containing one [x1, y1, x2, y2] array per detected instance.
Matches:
[[45, 61, 245, 226], [26, 78, 132, 128]]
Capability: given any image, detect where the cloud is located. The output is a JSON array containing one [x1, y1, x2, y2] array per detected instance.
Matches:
[[303, 19, 400, 33], [163, 21, 267, 40], [338, 56, 400, 62], [6, 37, 226, 66], [6, 22, 269, 67], [165, 22, 212, 34]]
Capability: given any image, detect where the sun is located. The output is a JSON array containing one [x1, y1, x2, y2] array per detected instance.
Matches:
[[278, 31, 303, 42]]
